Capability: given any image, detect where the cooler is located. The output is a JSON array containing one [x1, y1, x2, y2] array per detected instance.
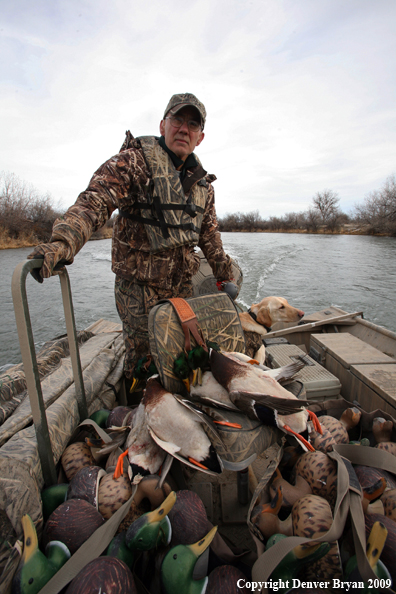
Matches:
[[265, 342, 341, 401]]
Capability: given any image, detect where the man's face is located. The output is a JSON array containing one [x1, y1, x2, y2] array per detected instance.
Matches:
[[160, 106, 204, 162]]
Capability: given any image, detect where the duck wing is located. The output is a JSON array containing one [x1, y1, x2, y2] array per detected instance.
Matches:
[[228, 390, 310, 415], [172, 394, 226, 447], [261, 361, 305, 383]]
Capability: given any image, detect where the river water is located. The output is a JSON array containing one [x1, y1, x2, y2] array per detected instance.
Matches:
[[1, 233, 395, 369]]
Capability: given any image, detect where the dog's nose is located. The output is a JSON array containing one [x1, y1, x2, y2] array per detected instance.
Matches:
[[298, 310, 304, 318]]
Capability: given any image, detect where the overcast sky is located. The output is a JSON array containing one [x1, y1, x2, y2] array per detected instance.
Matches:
[[1, 0, 395, 218]]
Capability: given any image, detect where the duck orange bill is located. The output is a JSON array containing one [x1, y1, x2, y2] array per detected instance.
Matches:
[[85, 437, 104, 448], [260, 486, 283, 515], [363, 477, 387, 501], [307, 411, 323, 434], [247, 359, 260, 365], [213, 421, 242, 429], [113, 449, 129, 479], [283, 425, 315, 452], [188, 457, 209, 470]]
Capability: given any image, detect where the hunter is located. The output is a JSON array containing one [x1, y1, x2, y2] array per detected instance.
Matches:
[[28, 93, 233, 384]]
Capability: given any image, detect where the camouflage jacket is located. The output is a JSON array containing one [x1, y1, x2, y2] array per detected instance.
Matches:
[[50, 133, 232, 291]]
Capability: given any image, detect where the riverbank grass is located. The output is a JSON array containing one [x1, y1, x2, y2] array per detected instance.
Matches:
[[0, 227, 40, 249]]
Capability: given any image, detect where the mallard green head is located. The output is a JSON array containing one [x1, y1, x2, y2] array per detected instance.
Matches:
[[161, 525, 217, 594], [266, 533, 330, 586], [130, 356, 158, 392], [125, 491, 177, 551], [107, 531, 135, 568], [88, 408, 111, 428], [173, 351, 191, 391], [12, 515, 70, 594]]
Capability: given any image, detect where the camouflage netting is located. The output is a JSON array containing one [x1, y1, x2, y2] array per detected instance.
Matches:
[[0, 320, 125, 587], [0, 331, 94, 425], [0, 331, 124, 447], [148, 292, 245, 394]]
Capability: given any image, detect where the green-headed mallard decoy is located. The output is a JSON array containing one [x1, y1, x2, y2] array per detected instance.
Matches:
[[209, 348, 322, 452], [12, 514, 70, 594], [161, 525, 218, 594], [345, 520, 391, 593], [265, 533, 331, 593], [125, 491, 177, 551]]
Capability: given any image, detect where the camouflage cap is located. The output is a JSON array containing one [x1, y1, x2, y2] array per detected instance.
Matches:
[[164, 93, 206, 128]]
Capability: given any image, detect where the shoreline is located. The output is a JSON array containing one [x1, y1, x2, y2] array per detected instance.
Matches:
[[0, 226, 393, 250]]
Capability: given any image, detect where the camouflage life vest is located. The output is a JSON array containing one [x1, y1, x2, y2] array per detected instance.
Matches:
[[120, 136, 208, 254]]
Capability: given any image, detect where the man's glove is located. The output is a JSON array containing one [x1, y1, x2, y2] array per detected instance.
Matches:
[[216, 280, 238, 300], [27, 241, 74, 283]]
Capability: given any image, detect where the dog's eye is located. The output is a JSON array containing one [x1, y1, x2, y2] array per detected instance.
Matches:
[[279, 305, 285, 309]]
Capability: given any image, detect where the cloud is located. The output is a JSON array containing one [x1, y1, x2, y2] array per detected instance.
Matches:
[[1, 0, 395, 217]]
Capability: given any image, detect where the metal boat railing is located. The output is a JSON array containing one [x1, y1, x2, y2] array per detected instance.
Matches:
[[11, 260, 88, 486]]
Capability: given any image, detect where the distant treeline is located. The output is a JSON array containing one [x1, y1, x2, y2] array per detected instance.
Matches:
[[218, 175, 396, 237], [1, 170, 395, 249]]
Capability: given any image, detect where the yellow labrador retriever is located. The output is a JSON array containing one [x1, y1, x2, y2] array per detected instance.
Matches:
[[239, 297, 304, 362]]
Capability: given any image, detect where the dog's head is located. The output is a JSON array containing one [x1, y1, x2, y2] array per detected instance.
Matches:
[[252, 296, 304, 328]]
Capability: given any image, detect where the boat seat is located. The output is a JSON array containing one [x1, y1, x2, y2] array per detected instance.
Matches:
[[310, 333, 396, 415]]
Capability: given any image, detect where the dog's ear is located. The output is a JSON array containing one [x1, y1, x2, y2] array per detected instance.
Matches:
[[256, 306, 272, 328]]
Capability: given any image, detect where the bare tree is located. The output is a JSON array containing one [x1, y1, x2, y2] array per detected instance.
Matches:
[[0, 171, 63, 241], [312, 190, 341, 226], [305, 208, 321, 232], [354, 174, 396, 236]]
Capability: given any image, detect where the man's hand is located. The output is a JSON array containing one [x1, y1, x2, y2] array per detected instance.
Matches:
[[27, 241, 74, 283]]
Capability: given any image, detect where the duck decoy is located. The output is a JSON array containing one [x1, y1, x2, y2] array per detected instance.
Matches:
[[61, 442, 96, 481], [268, 467, 312, 509], [66, 465, 106, 509], [41, 483, 69, 523], [167, 490, 209, 546], [294, 450, 338, 508], [372, 417, 393, 444], [88, 408, 111, 428], [161, 525, 218, 594], [381, 488, 396, 522], [125, 491, 176, 551], [42, 499, 105, 554], [365, 512, 396, 585], [252, 486, 343, 582], [106, 531, 135, 569], [265, 533, 331, 593], [339, 406, 362, 432], [210, 349, 321, 451], [12, 514, 70, 594], [345, 520, 391, 593], [64, 557, 137, 594]]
